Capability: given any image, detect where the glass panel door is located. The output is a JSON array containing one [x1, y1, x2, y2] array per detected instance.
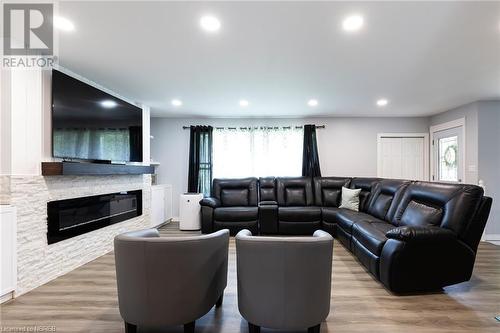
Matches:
[[433, 126, 463, 183]]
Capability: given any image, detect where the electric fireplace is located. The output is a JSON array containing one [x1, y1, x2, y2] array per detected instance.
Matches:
[[47, 190, 142, 244]]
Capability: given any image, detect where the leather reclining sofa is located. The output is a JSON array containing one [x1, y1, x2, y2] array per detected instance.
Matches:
[[200, 176, 492, 293]]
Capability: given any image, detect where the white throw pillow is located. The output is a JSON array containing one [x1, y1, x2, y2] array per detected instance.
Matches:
[[339, 187, 361, 211]]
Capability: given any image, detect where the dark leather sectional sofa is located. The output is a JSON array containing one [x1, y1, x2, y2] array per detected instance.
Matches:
[[200, 176, 492, 293]]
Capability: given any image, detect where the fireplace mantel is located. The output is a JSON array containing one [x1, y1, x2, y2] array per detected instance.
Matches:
[[41, 162, 154, 176]]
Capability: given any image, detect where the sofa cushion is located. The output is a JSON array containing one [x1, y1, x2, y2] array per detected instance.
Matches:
[[276, 177, 314, 206], [321, 207, 341, 223], [285, 187, 306, 206], [279, 207, 321, 222], [313, 177, 351, 206], [335, 209, 382, 234], [323, 188, 342, 207], [221, 188, 249, 207], [213, 178, 258, 206], [366, 179, 410, 222], [279, 221, 321, 235], [214, 207, 258, 222], [352, 221, 393, 256], [259, 177, 276, 201], [214, 220, 258, 236], [350, 178, 381, 212], [400, 200, 443, 227], [391, 182, 483, 238], [368, 193, 392, 219]]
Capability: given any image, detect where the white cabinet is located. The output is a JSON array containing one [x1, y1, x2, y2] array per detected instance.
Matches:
[[1, 206, 17, 303], [150, 184, 173, 227], [163, 184, 173, 221]]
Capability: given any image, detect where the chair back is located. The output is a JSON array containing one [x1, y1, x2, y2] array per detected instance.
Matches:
[[114, 228, 229, 327], [236, 229, 333, 330]]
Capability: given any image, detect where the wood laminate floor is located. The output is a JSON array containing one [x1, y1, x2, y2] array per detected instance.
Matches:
[[1, 222, 499, 333]]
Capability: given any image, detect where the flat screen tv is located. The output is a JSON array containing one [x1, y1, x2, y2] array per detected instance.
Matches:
[[52, 69, 143, 163]]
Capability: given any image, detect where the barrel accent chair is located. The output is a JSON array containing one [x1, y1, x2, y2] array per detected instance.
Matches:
[[236, 229, 334, 333], [114, 229, 229, 333]]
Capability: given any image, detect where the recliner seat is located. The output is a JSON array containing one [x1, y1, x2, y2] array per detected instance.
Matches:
[[200, 178, 259, 235], [313, 177, 351, 236], [276, 177, 321, 235]]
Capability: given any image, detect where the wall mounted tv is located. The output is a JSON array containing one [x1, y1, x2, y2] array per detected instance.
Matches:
[[52, 69, 143, 163]]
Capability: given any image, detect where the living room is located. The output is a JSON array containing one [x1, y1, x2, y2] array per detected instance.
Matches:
[[1, 1, 499, 333]]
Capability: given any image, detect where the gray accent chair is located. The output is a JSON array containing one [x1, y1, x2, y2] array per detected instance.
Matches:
[[235, 229, 333, 333], [114, 228, 230, 333]]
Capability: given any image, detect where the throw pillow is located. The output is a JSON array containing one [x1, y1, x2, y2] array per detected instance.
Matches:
[[339, 187, 361, 211]]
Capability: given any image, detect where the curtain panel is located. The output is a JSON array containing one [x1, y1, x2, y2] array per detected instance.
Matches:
[[212, 127, 303, 178], [188, 126, 213, 196], [302, 124, 321, 177]]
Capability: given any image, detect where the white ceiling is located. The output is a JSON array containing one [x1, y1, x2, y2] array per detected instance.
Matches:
[[57, 1, 500, 118]]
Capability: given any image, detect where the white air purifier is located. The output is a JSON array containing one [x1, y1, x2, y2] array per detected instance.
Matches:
[[179, 193, 204, 231]]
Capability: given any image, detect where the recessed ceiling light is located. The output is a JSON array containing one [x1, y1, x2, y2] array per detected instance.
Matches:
[[54, 16, 75, 31], [171, 99, 183, 107], [376, 99, 389, 107], [200, 15, 221, 32], [100, 100, 117, 108], [239, 100, 249, 107], [342, 15, 364, 32], [307, 99, 319, 107]]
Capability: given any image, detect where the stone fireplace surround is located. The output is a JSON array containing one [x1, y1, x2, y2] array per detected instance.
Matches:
[[5, 174, 151, 296]]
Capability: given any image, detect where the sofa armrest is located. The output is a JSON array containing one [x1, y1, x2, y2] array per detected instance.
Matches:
[[386, 226, 456, 242], [259, 200, 277, 206], [258, 202, 278, 234], [200, 197, 221, 208], [380, 231, 475, 293]]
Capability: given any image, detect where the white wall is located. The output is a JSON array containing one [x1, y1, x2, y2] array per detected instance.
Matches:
[[1, 68, 12, 176], [429, 102, 479, 184], [477, 101, 500, 238], [151, 116, 429, 216]]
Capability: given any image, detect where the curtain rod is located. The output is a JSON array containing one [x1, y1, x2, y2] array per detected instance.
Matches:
[[182, 125, 326, 130]]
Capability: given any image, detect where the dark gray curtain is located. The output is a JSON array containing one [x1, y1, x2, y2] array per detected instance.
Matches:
[[302, 124, 321, 177], [188, 126, 213, 196], [128, 126, 143, 162]]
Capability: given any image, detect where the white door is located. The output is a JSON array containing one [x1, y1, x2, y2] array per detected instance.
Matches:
[[378, 135, 427, 180], [432, 126, 464, 183]]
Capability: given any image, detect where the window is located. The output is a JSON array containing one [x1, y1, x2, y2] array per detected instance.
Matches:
[[438, 135, 459, 182], [213, 127, 303, 178]]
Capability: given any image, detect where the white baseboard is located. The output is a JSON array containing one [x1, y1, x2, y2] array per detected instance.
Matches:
[[152, 218, 173, 229], [1, 291, 14, 304], [484, 233, 500, 241], [484, 234, 500, 245]]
